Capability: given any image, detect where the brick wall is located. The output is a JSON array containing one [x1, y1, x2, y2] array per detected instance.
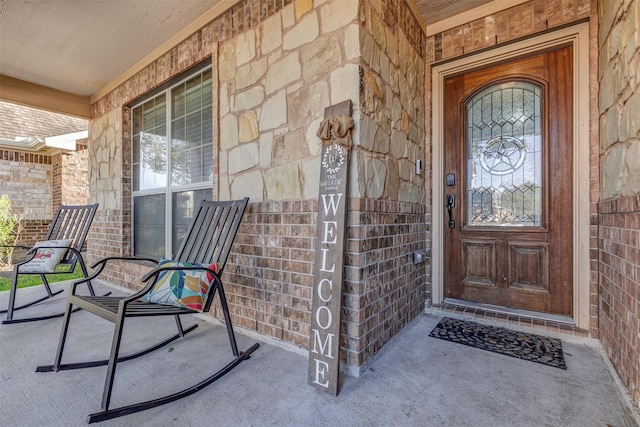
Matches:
[[343, 199, 426, 368], [598, 0, 640, 408], [53, 149, 90, 209], [52, 153, 62, 211], [222, 200, 317, 347], [15, 220, 50, 248], [599, 197, 640, 406], [424, 0, 591, 62]]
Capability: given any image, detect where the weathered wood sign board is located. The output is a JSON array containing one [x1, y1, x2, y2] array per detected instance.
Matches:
[[307, 100, 352, 395]]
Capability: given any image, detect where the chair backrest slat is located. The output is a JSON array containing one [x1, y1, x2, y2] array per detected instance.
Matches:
[[214, 206, 244, 267], [174, 198, 248, 276], [45, 204, 98, 269], [206, 205, 232, 264]]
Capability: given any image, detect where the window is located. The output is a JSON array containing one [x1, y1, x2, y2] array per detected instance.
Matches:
[[132, 68, 213, 258], [465, 81, 543, 227]]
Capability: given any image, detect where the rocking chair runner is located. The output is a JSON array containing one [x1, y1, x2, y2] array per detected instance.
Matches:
[[37, 198, 259, 423], [1, 203, 100, 324]]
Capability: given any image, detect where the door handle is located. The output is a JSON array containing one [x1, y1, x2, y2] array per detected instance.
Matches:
[[446, 194, 455, 229]]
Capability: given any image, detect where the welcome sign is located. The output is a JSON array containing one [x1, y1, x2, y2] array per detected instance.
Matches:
[[307, 100, 352, 395]]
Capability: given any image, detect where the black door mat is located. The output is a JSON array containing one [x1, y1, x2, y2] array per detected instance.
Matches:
[[429, 316, 567, 369]]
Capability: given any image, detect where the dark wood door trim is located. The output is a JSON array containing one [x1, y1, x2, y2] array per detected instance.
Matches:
[[430, 23, 592, 330], [443, 46, 573, 315]]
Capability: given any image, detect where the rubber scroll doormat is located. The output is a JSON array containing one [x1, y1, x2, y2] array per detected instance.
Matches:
[[429, 317, 567, 369]]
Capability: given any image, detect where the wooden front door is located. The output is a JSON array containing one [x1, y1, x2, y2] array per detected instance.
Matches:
[[443, 46, 573, 315]]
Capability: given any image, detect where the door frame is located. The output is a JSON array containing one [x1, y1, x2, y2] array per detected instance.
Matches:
[[431, 23, 591, 330]]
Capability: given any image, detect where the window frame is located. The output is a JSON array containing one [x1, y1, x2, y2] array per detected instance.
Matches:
[[130, 64, 214, 258]]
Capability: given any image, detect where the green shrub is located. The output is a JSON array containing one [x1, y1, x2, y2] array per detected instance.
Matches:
[[0, 195, 18, 269]]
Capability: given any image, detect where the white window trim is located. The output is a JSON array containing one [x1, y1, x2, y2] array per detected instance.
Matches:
[[130, 66, 213, 258]]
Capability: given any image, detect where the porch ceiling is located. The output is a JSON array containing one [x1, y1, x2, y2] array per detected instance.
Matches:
[[0, 0, 490, 115]]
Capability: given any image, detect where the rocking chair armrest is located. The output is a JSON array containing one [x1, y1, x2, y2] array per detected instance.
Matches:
[[68, 256, 158, 295], [89, 256, 158, 270]]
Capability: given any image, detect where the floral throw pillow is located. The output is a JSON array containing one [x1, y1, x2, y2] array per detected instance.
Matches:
[[140, 259, 219, 311], [19, 239, 73, 273]]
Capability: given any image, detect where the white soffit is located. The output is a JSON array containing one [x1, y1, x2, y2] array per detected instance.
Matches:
[[0, 0, 218, 97]]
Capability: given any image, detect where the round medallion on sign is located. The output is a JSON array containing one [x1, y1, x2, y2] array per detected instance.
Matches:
[[480, 136, 527, 176], [322, 143, 345, 174]]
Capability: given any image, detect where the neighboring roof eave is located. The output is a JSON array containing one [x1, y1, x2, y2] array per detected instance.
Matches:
[[44, 130, 88, 151], [0, 130, 88, 153]]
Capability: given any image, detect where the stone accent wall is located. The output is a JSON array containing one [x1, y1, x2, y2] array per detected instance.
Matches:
[[217, 0, 360, 202], [87, 108, 130, 265], [0, 157, 52, 221], [599, 0, 640, 199], [217, 0, 366, 363], [597, 0, 640, 408], [1, 147, 89, 247], [347, 1, 427, 372], [60, 144, 90, 206], [358, 1, 426, 203]]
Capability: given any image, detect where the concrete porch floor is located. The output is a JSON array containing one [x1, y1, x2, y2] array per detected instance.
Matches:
[[0, 281, 638, 427]]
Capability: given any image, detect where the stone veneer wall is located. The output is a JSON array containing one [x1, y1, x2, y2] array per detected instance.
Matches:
[[0, 146, 89, 247], [88, 107, 140, 289], [0, 151, 52, 247], [423, 0, 601, 335], [60, 143, 90, 207], [52, 145, 89, 210], [346, 0, 427, 370], [87, 0, 428, 373], [0, 153, 52, 220], [597, 0, 640, 408]]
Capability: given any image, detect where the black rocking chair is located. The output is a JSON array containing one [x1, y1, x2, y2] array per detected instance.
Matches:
[[1, 203, 100, 324], [37, 198, 259, 423]]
